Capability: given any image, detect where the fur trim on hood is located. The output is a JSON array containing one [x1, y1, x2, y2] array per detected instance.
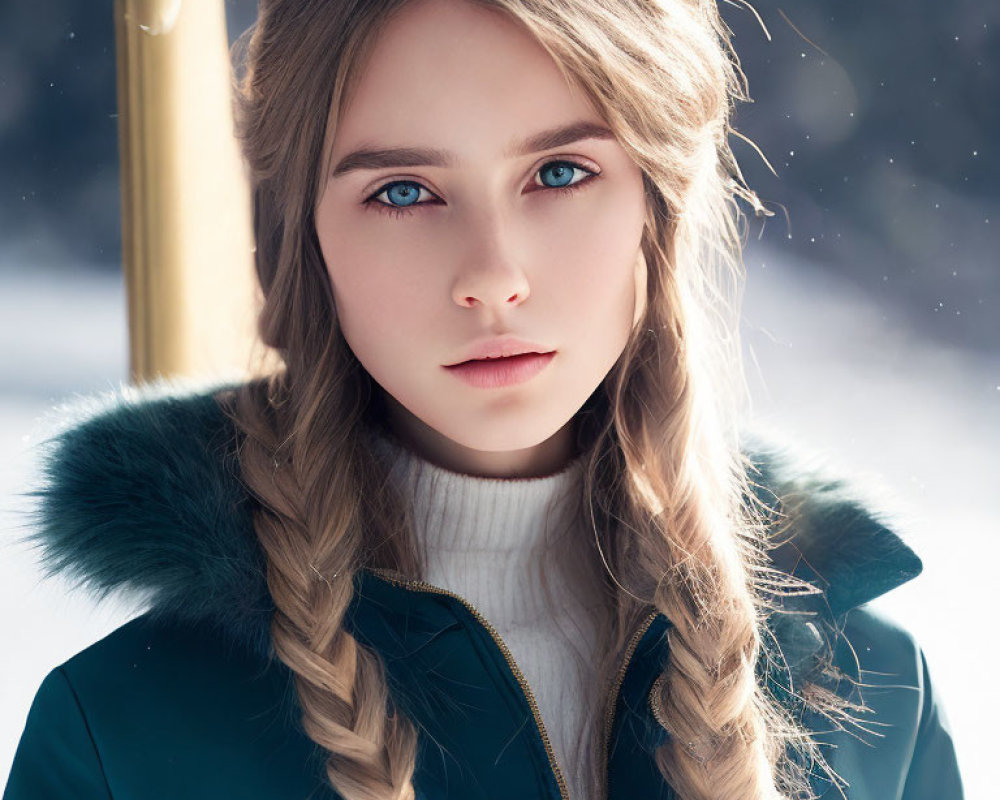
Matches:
[[16, 378, 923, 680]]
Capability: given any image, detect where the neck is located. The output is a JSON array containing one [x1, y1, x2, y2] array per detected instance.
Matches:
[[380, 391, 581, 478]]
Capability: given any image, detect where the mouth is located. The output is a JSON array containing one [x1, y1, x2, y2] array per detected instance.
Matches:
[[445, 336, 555, 367], [452, 352, 548, 366], [443, 351, 556, 389]]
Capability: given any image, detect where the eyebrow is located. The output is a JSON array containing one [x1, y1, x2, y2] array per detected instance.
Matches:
[[330, 120, 616, 178]]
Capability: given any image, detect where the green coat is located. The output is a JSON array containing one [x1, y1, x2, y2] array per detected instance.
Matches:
[[4, 383, 964, 799]]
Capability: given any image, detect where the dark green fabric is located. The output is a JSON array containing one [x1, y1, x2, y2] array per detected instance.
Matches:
[[4, 381, 965, 798], [5, 668, 111, 799], [4, 589, 963, 799], [800, 608, 964, 800], [5, 615, 333, 800]]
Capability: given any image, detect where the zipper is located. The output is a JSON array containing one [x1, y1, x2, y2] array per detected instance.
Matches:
[[647, 670, 669, 729], [599, 609, 660, 799], [366, 567, 571, 800], [366, 567, 662, 800]]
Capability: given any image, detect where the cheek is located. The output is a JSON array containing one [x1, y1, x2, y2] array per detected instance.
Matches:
[[317, 215, 438, 353], [531, 183, 645, 323]]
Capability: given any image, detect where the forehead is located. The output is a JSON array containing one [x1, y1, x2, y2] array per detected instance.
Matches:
[[329, 0, 599, 163]]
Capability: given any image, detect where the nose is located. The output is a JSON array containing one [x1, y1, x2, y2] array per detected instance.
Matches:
[[450, 223, 531, 312]]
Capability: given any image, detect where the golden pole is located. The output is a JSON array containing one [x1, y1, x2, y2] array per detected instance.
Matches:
[[114, 0, 275, 383]]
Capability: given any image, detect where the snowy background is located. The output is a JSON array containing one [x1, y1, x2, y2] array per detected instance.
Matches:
[[1, 1, 996, 797]]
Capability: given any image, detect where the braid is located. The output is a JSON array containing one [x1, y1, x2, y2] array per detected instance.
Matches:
[[631, 438, 779, 798], [589, 224, 798, 799], [219, 375, 418, 800], [650, 553, 774, 798]]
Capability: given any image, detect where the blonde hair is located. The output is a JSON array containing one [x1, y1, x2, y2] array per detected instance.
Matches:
[[219, 1, 846, 798]]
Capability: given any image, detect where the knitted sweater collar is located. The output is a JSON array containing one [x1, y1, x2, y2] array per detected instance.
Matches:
[[363, 422, 587, 557]]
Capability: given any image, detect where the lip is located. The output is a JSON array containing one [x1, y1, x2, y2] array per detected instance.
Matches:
[[443, 351, 556, 389], [444, 336, 555, 367]]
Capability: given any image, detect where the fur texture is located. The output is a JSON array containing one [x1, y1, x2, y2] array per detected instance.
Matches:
[[16, 379, 922, 679]]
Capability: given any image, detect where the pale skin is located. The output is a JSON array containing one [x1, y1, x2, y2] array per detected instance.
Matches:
[[315, 0, 647, 479]]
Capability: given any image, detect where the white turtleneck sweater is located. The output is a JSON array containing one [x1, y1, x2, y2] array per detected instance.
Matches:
[[365, 425, 613, 799]]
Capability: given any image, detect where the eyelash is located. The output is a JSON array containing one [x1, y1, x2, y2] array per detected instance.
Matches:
[[363, 160, 600, 219]]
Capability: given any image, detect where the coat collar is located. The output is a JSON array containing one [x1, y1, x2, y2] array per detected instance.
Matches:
[[21, 379, 922, 674]]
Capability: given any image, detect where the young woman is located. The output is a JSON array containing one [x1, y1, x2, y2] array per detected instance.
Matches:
[[5, 1, 963, 798]]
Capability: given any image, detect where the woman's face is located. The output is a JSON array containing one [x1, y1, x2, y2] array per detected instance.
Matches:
[[315, 0, 646, 478]]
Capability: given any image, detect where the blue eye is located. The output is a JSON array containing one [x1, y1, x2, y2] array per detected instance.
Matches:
[[364, 159, 599, 219], [538, 162, 577, 188], [383, 182, 426, 208]]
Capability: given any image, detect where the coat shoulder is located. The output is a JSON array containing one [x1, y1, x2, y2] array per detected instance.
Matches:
[[57, 612, 275, 700], [805, 604, 964, 799], [840, 603, 922, 671], [51, 612, 296, 758], [6, 613, 333, 800]]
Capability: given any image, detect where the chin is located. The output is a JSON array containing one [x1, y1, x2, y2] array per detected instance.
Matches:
[[452, 429, 550, 454], [440, 411, 571, 455]]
